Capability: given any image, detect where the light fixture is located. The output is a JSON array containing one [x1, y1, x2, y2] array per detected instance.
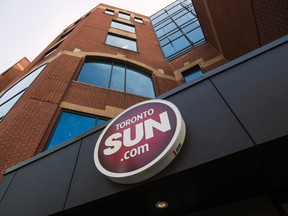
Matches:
[[155, 201, 168, 209]]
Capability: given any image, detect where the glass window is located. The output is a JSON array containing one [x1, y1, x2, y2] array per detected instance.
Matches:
[[47, 111, 107, 150], [126, 68, 155, 98], [172, 35, 190, 52], [77, 61, 112, 88], [183, 66, 203, 82], [118, 12, 130, 20], [0, 64, 47, 120], [105, 34, 137, 52], [111, 20, 135, 33], [110, 64, 125, 92], [134, 17, 143, 24], [163, 21, 177, 34], [187, 27, 205, 44], [105, 9, 114, 15], [77, 60, 155, 98], [150, 1, 205, 60], [44, 43, 61, 58]]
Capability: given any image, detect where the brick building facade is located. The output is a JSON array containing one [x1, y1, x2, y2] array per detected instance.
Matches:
[[0, 2, 227, 179], [0, 1, 288, 215]]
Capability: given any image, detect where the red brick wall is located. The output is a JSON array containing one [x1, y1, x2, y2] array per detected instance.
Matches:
[[193, 0, 288, 60], [253, 0, 288, 45], [0, 58, 30, 93]]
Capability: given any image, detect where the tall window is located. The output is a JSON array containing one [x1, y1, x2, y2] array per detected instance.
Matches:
[[77, 60, 155, 98], [118, 12, 130, 20], [47, 111, 107, 150], [150, 0, 205, 60], [111, 20, 135, 33], [105, 34, 137, 52], [183, 66, 203, 82], [0, 64, 47, 121]]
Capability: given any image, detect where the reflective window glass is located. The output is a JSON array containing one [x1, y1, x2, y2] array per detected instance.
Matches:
[[162, 43, 175, 59], [163, 22, 177, 34], [0, 64, 46, 120], [168, 30, 182, 41], [110, 64, 125, 92], [183, 66, 203, 82], [167, 4, 182, 15], [77, 60, 155, 98], [118, 12, 130, 20], [159, 38, 169, 46], [150, 1, 205, 60], [172, 36, 190, 52], [156, 28, 165, 38], [77, 62, 111, 88], [187, 27, 205, 43], [175, 14, 192, 26], [126, 68, 155, 98], [106, 34, 137, 52], [111, 20, 135, 33], [47, 111, 107, 150], [183, 20, 200, 33], [0, 92, 24, 120], [157, 12, 168, 22]]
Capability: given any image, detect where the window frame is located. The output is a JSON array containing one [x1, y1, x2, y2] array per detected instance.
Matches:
[[118, 11, 130, 20], [105, 9, 115, 16], [150, 0, 205, 60], [110, 20, 136, 33], [76, 59, 155, 98], [0, 64, 47, 121], [105, 33, 137, 52]]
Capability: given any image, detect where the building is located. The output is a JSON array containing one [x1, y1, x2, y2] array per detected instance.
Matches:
[[0, 0, 288, 215]]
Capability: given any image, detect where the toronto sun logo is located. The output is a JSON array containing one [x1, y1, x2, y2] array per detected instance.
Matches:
[[94, 99, 186, 184]]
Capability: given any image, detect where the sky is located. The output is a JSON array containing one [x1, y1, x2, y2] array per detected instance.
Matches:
[[0, 0, 176, 73]]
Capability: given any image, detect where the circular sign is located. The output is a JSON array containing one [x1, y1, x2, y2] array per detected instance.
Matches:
[[94, 99, 185, 184]]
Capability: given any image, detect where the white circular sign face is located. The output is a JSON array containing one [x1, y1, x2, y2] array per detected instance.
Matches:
[[94, 99, 186, 184]]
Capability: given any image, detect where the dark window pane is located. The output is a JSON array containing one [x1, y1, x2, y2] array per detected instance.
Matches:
[[47, 112, 96, 149], [183, 66, 203, 82], [111, 21, 135, 33], [106, 34, 137, 51], [126, 68, 155, 98], [77, 62, 111, 88], [110, 64, 125, 92]]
